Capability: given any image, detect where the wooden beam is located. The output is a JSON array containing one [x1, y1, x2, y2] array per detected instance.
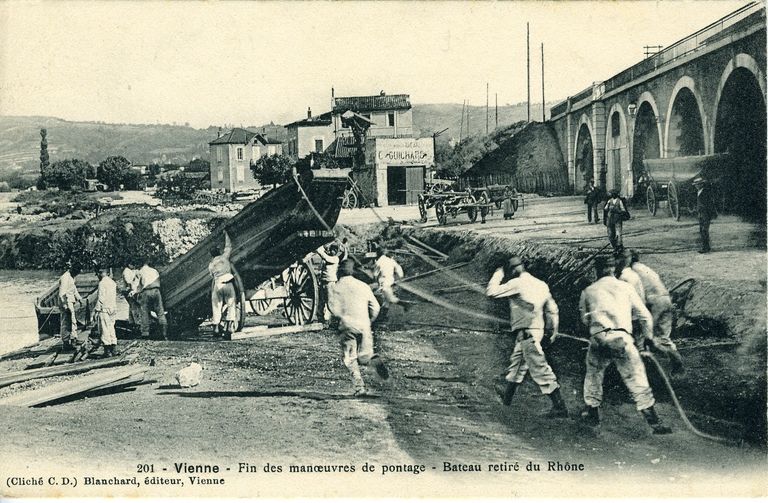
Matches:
[[0, 337, 60, 362], [0, 365, 147, 407], [0, 356, 128, 388], [398, 262, 470, 284], [406, 236, 449, 259], [231, 322, 324, 341]]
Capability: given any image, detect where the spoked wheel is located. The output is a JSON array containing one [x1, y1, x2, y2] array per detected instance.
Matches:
[[417, 193, 428, 223], [646, 184, 657, 216], [465, 194, 478, 223], [250, 297, 275, 316], [283, 261, 318, 325], [342, 188, 358, 209], [435, 201, 447, 225], [478, 191, 490, 221], [667, 181, 680, 221], [511, 191, 520, 212]]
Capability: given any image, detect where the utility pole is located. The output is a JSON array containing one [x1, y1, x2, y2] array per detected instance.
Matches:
[[526, 22, 531, 123], [541, 43, 545, 122], [495, 93, 498, 129], [486, 82, 489, 135], [459, 100, 465, 143], [467, 100, 470, 138]]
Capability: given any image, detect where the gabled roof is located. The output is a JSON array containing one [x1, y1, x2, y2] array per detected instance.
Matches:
[[327, 135, 357, 159], [209, 127, 257, 145], [254, 134, 282, 145], [285, 111, 333, 128], [332, 94, 411, 114]]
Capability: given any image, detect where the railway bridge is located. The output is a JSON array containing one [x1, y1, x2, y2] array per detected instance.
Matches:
[[549, 2, 766, 217]]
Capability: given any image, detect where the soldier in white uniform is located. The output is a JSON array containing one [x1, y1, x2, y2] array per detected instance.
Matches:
[[58, 262, 82, 349], [578, 255, 672, 434], [137, 259, 167, 340], [486, 256, 569, 418], [208, 231, 236, 337], [629, 250, 684, 373], [94, 267, 119, 356], [328, 259, 389, 396]]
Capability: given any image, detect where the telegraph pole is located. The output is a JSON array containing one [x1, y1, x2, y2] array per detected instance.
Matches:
[[486, 82, 489, 135], [467, 100, 470, 137], [495, 93, 498, 128], [526, 22, 531, 123], [459, 99, 465, 143], [541, 43, 545, 122]]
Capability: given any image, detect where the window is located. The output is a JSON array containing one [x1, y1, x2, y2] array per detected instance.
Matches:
[[216, 147, 223, 163], [315, 139, 324, 153], [611, 113, 620, 138], [387, 112, 395, 127], [236, 147, 244, 161], [237, 165, 245, 182], [217, 167, 224, 182]]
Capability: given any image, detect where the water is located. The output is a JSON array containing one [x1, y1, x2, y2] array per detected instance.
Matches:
[[0, 270, 58, 355]]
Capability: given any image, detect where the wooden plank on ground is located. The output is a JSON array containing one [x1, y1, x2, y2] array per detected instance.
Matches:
[[0, 356, 128, 388], [398, 262, 470, 284], [231, 322, 324, 341], [0, 365, 148, 407], [0, 337, 60, 362]]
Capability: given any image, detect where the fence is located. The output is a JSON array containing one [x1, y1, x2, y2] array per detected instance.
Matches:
[[460, 170, 570, 195]]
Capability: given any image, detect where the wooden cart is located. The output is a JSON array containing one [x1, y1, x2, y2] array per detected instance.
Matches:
[[642, 153, 729, 220]]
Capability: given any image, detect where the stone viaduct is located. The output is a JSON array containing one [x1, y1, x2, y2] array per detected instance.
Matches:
[[548, 2, 766, 214]]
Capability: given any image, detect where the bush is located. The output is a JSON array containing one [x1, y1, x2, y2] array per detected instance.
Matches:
[[41, 159, 94, 190], [250, 154, 294, 187]]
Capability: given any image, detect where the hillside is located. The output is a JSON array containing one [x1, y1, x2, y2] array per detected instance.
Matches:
[[412, 101, 556, 144], [0, 102, 560, 182]]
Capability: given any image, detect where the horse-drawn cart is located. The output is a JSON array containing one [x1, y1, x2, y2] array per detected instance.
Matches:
[[417, 189, 492, 225], [642, 153, 729, 220], [36, 169, 348, 336]]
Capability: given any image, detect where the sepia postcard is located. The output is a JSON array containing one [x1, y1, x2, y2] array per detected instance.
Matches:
[[0, 0, 765, 500]]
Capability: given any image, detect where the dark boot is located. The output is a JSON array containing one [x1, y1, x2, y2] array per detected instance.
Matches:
[[545, 388, 569, 418], [580, 406, 600, 426], [370, 355, 389, 380], [641, 406, 672, 434], [669, 351, 684, 375], [499, 382, 518, 406]]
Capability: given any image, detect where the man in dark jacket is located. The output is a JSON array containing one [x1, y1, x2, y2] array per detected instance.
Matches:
[[694, 176, 717, 253], [584, 180, 601, 224]]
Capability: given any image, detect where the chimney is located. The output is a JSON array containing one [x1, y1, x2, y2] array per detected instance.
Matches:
[[307, 107, 312, 120]]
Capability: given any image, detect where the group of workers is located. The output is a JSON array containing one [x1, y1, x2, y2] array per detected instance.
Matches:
[[486, 248, 682, 433], [585, 176, 718, 254], [57, 258, 166, 357]]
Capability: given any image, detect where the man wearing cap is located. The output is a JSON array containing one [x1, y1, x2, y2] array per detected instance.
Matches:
[[629, 250, 684, 373], [486, 256, 569, 418], [603, 189, 629, 253], [208, 231, 236, 337], [694, 176, 717, 253], [584, 180, 601, 224], [327, 259, 389, 396], [94, 266, 119, 356], [578, 255, 672, 434], [58, 262, 82, 350], [137, 258, 167, 340]]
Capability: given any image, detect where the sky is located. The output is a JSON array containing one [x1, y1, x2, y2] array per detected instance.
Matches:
[[0, 0, 751, 129]]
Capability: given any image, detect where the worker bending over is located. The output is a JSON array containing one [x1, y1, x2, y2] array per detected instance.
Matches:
[[316, 242, 341, 323], [486, 256, 569, 418], [328, 259, 389, 397], [138, 258, 167, 340], [209, 231, 237, 337], [121, 262, 142, 332], [578, 255, 672, 434], [629, 250, 684, 373]]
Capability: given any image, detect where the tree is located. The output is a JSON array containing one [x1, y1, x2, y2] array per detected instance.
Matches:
[[250, 154, 294, 188], [41, 159, 92, 190], [97, 156, 133, 191], [187, 158, 210, 173], [40, 128, 49, 176]]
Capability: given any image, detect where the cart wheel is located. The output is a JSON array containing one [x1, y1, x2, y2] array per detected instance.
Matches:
[[646, 184, 657, 216], [283, 261, 318, 325], [250, 297, 275, 316], [342, 188, 358, 209], [667, 181, 680, 221], [417, 193, 428, 223], [511, 192, 520, 212], [230, 266, 247, 333], [466, 194, 478, 223], [435, 201, 447, 225], [477, 191, 490, 220]]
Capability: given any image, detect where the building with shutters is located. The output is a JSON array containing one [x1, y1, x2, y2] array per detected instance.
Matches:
[[285, 91, 433, 206], [209, 128, 283, 192]]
